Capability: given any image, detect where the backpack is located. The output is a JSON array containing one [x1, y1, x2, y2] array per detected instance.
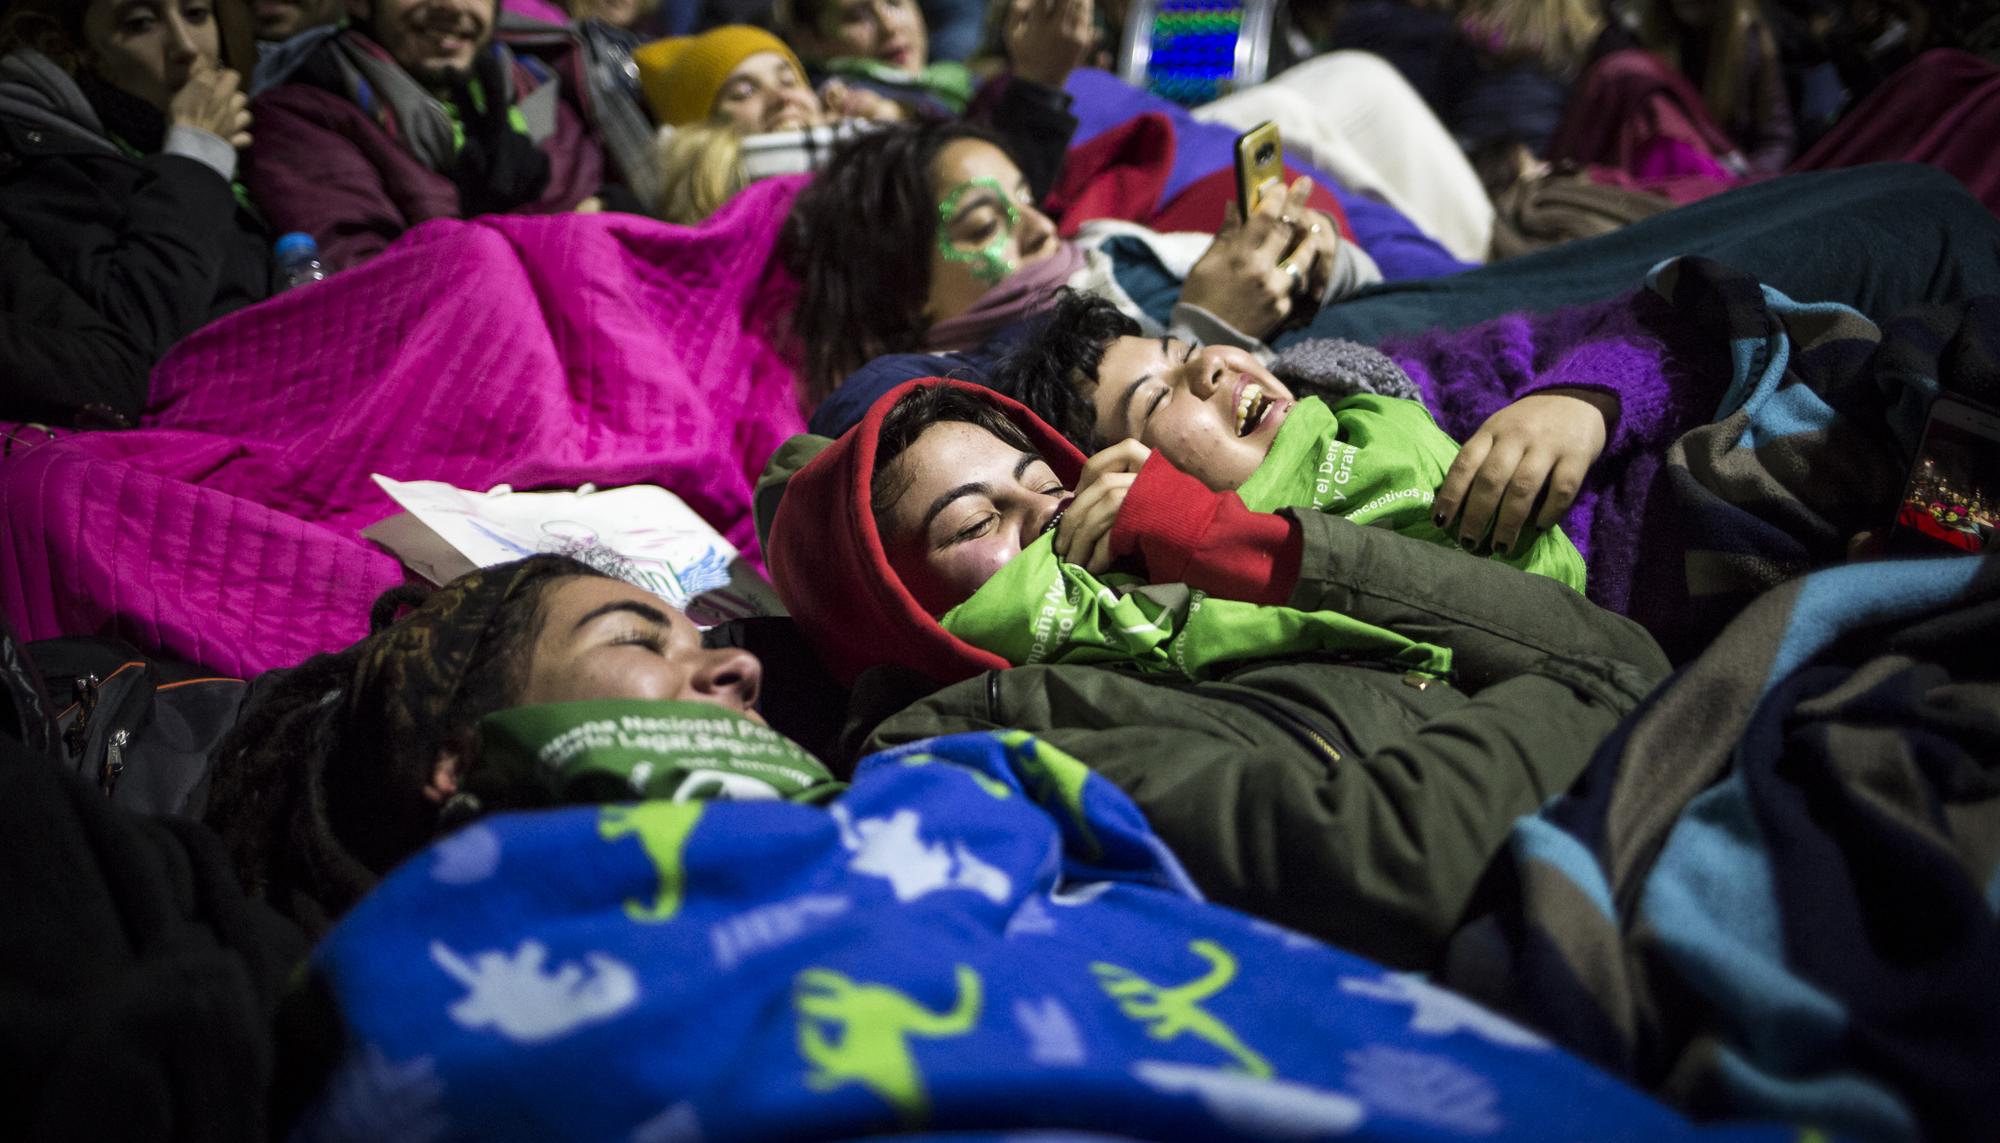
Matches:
[[1, 628, 249, 818]]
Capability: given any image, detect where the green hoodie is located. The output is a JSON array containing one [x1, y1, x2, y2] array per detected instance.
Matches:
[[938, 395, 1583, 679]]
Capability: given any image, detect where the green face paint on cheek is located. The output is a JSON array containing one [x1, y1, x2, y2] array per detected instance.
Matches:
[[936, 176, 1020, 286]]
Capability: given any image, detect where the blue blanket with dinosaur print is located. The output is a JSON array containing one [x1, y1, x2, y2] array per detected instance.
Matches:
[[295, 730, 1804, 1142]]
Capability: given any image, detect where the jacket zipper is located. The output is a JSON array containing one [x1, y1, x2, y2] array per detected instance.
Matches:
[[1225, 689, 1345, 765], [62, 673, 101, 760], [102, 728, 129, 797]]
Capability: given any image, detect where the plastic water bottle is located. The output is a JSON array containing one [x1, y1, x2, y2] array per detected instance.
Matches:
[[274, 231, 326, 291]]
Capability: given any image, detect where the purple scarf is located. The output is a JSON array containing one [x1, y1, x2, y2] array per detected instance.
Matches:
[[923, 241, 1086, 354]]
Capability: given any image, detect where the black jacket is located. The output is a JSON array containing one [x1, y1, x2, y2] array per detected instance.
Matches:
[[0, 70, 273, 425], [0, 621, 306, 1142], [0, 220, 152, 426]]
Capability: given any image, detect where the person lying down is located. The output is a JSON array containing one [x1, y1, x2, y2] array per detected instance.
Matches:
[[774, 377, 1584, 682]]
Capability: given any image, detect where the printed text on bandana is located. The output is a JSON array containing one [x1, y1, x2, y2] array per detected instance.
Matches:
[[535, 715, 816, 789], [1026, 572, 1081, 665]]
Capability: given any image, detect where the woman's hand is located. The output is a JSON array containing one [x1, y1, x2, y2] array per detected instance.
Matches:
[[1281, 208, 1342, 307], [169, 58, 252, 149], [1054, 438, 1151, 573], [820, 80, 906, 122], [1432, 388, 1618, 555], [1007, 0, 1096, 90], [1180, 177, 1317, 340]]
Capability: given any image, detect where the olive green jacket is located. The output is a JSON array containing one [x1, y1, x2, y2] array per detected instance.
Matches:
[[857, 509, 1669, 971]]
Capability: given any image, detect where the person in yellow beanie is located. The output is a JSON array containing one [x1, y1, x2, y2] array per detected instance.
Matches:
[[635, 24, 904, 133], [632, 16, 1087, 222]]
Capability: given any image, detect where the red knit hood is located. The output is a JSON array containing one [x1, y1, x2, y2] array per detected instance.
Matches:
[[767, 379, 1088, 687]]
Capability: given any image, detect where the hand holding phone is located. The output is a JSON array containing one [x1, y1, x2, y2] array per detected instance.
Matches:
[[1886, 395, 2000, 556]]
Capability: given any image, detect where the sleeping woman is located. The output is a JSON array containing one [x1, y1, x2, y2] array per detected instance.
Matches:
[[777, 378, 1584, 682]]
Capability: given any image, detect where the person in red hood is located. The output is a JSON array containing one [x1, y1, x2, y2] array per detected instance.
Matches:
[[764, 375, 1672, 970], [767, 377, 1308, 687]]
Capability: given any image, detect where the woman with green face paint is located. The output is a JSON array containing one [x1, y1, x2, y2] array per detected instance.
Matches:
[[785, 119, 1378, 411]]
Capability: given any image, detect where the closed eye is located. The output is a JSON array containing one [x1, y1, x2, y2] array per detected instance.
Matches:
[[946, 514, 995, 546]]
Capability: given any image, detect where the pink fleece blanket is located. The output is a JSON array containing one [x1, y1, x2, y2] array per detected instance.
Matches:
[[1, 177, 808, 677]]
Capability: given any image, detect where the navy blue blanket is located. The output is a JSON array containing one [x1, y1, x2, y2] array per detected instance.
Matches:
[[1448, 553, 2000, 1141], [295, 730, 1799, 1141]]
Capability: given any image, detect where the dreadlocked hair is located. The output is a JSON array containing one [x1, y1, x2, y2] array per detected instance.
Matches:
[[203, 557, 605, 935], [986, 288, 1141, 454], [781, 120, 1013, 404]]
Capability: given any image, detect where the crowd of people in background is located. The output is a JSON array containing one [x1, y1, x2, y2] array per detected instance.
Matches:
[[5, 0, 1994, 429], [3, 0, 1998, 1139]]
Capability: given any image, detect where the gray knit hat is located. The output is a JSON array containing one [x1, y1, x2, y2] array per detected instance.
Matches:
[[1271, 338, 1423, 405]]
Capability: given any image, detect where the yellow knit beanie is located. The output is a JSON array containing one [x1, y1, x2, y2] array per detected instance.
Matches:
[[634, 26, 810, 127]]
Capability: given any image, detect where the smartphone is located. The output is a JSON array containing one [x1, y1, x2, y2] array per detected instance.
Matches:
[[1885, 395, 2000, 557], [1234, 121, 1284, 224]]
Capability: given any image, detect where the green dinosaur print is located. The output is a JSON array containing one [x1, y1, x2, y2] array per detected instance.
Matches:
[[1092, 939, 1272, 1077], [598, 802, 703, 923], [897, 751, 1013, 801], [794, 964, 983, 1124], [999, 731, 1101, 859]]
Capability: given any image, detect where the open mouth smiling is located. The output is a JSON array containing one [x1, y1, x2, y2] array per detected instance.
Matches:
[[1234, 380, 1273, 437]]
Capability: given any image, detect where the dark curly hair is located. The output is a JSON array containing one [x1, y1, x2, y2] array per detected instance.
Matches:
[[204, 556, 606, 935], [869, 382, 1037, 525], [781, 119, 1014, 403], [985, 288, 1141, 454]]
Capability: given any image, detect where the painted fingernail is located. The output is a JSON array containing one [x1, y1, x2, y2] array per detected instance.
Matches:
[[1433, 512, 1446, 527], [1459, 535, 1477, 550], [1493, 539, 1510, 555]]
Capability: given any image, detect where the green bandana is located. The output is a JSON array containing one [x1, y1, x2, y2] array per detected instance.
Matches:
[[1235, 395, 1586, 591], [822, 57, 974, 113], [940, 531, 1452, 679], [475, 700, 844, 807]]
